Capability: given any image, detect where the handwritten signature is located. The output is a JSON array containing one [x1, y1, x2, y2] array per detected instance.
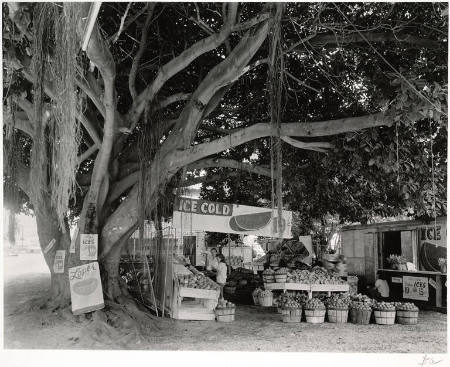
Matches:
[[419, 355, 442, 367]]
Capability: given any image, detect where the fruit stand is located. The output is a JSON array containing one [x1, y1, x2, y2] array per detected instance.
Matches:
[[263, 267, 349, 299], [171, 264, 220, 321]]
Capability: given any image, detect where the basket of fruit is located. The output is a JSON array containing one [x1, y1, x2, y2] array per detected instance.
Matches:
[[259, 290, 273, 307], [304, 298, 326, 324], [373, 301, 396, 325], [252, 288, 262, 305], [215, 300, 236, 322], [274, 267, 288, 283], [262, 268, 275, 283], [281, 300, 302, 323], [350, 300, 372, 325], [224, 281, 237, 294], [396, 302, 419, 325], [326, 294, 350, 323]]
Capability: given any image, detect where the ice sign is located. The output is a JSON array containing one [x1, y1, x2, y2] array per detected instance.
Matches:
[[80, 234, 98, 261]]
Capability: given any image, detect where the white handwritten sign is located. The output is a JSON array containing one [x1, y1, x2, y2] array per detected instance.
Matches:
[[53, 250, 66, 273], [70, 227, 79, 254], [392, 276, 403, 284], [80, 234, 98, 260], [403, 275, 429, 301], [428, 278, 437, 289], [69, 262, 104, 315]]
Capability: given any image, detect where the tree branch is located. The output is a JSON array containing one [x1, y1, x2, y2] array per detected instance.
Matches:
[[281, 136, 334, 153], [176, 111, 394, 166], [129, 3, 157, 100], [295, 31, 441, 52], [187, 158, 271, 177], [126, 3, 238, 131], [156, 93, 191, 111]]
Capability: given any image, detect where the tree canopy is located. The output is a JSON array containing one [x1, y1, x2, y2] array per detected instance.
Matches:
[[2, 2, 447, 308]]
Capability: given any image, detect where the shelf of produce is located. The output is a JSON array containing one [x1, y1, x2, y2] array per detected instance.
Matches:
[[264, 283, 309, 291], [310, 284, 349, 292], [179, 287, 220, 300]]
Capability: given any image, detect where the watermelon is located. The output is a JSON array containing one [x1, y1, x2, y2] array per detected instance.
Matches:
[[420, 242, 447, 272], [229, 212, 272, 231]]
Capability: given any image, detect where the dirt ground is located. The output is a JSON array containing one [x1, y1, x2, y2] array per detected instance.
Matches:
[[3, 253, 448, 352]]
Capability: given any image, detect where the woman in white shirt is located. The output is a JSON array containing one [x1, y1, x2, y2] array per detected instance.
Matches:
[[206, 248, 219, 271], [216, 254, 228, 300]]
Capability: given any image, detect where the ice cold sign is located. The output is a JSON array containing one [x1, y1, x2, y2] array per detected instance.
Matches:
[[175, 197, 233, 216]]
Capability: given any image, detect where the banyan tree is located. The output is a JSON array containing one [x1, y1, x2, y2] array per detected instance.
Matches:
[[3, 1, 447, 320]]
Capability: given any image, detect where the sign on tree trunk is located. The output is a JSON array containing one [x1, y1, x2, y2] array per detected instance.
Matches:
[[69, 261, 104, 315], [53, 250, 66, 273], [80, 233, 98, 260]]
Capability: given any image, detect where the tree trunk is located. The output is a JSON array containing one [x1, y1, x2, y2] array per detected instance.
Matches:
[[34, 198, 73, 309]]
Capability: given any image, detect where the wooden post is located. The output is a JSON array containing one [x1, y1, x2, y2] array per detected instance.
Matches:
[[228, 233, 231, 276]]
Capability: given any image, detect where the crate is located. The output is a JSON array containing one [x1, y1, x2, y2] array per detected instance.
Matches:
[[327, 308, 349, 323], [304, 309, 326, 324], [179, 287, 220, 300], [350, 308, 372, 325], [259, 294, 273, 307], [216, 314, 235, 322], [397, 310, 419, 325], [215, 307, 235, 316], [374, 310, 396, 325], [274, 274, 287, 283]]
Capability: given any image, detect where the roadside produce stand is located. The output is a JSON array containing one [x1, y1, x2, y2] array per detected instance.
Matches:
[[172, 263, 220, 321]]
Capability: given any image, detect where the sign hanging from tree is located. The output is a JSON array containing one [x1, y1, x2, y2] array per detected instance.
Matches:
[[69, 261, 104, 315], [80, 234, 98, 260]]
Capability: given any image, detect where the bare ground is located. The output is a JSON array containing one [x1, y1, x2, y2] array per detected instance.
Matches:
[[3, 253, 447, 352]]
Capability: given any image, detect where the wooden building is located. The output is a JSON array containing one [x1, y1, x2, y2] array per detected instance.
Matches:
[[339, 217, 447, 310]]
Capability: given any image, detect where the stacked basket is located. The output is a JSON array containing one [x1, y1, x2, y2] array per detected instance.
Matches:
[[274, 268, 288, 283], [373, 301, 396, 325], [259, 290, 273, 307], [262, 269, 275, 284], [350, 301, 372, 325], [396, 302, 419, 325], [304, 298, 326, 324], [326, 293, 351, 323]]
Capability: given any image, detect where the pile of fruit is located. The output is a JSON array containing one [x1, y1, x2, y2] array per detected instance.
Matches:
[[275, 267, 289, 275], [304, 297, 326, 310], [285, 268, 346, 284], [252, 288, 263, 297], [276, 292, 309, 307], [259, 289, 273, 298], [350, 293, 374, 305], [325, 293, 351, 309], [350, 301, 372, 310], [226, 255, 243, 268], [216, 299, 235, 309], [263, 268, 275, 275], [373, 301, 396, 311], [282, 299, 302, 309], [178, 274, 220, 291], [395, 302, 419, 311]]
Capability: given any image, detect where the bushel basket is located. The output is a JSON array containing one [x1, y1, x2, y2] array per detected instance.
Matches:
[[275, 274, 287, 283], [374, 310, 396, 325], [281, 308, 302, 323], [350, 308, 372, 325], [327, 308, 349, 323], [397, 310, 419, 325], [304, 308, 326, 324], [259, 294, 273, 307]]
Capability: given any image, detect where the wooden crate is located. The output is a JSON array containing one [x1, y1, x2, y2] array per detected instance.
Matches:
[[179, 286, 219, 300], [172, 301, 216, 321]]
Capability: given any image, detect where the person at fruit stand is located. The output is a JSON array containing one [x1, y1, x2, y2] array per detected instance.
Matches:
[[206, 248, 219, 271], [368, 273, 390, 300], [216, 254, 228, 299]]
